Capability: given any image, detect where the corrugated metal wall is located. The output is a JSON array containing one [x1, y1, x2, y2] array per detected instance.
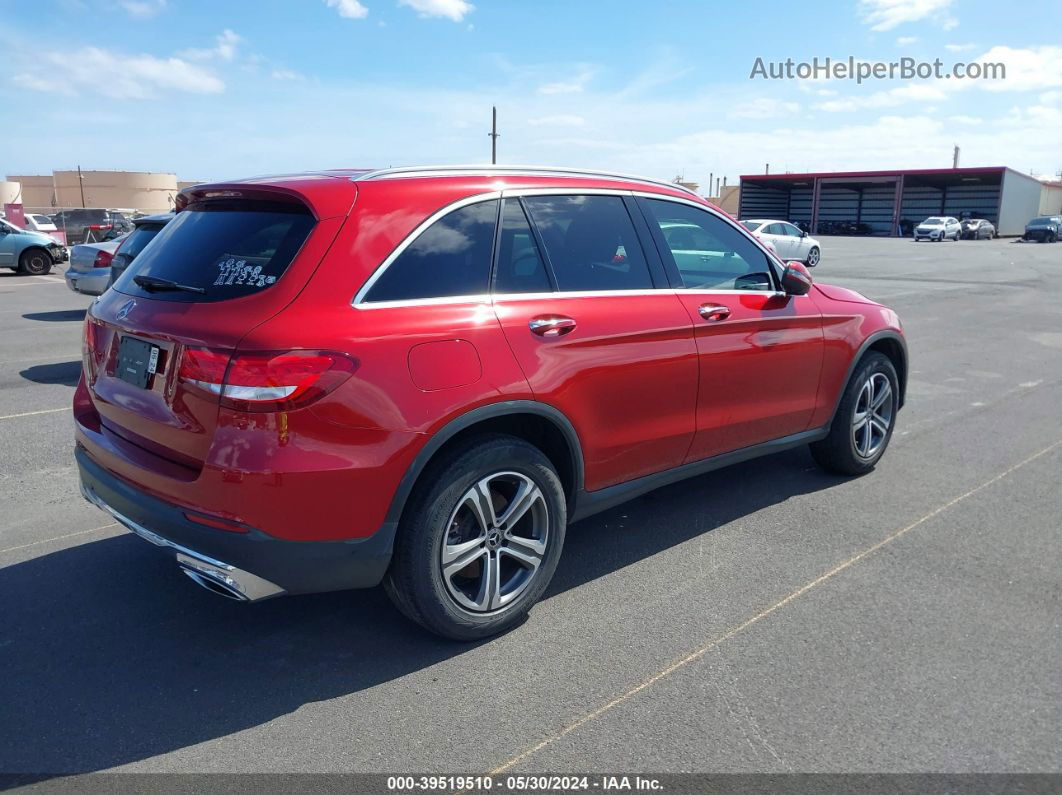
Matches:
[[741, 175, 1006, 236]]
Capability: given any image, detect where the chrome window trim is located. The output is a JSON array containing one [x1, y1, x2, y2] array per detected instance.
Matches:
[[354, 287, 802, 310], [352, 165, 699, 196], [351, 186, 795, 310], [352, 191, 501, 306]]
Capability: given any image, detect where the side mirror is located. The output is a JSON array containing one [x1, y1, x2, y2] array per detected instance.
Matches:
[[781, 261, 813, 295], [800, 230, 808, 238]]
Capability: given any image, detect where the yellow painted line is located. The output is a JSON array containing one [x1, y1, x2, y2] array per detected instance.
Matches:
[[0, 407, 71, 421], [0, 522, 119, 556], [486, 437, 1062, 776]]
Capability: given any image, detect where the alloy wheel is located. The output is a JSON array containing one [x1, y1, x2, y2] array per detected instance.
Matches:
[[439, 471, 549, 613], [852, 373, 894, 459], [807, 247, 820, 266]]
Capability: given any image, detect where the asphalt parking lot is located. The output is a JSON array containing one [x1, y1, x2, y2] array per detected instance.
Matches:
[[2, 236, 1061, 777]]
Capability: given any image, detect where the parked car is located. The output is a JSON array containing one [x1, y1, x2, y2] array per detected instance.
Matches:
[[1022, 215, 1062, 243], [10, 213, 60, 233], [740, 219, 821, 266], [108, 213, 173, 287], [913, 216, 960, 241], [64, 236, 127, 296], [50, 208, 134, 245], [960, 219, 995, 239], [75, 166, 906, 640], [0, 217, 67, 275]]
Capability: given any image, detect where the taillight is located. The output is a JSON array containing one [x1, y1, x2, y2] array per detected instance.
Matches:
[[178, 348, 355, 412], [82, 317, 105, 381], [93, 249, 114, 268]]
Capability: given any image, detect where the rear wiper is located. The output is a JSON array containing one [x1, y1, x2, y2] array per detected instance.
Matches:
[[133, 275, 206, 295]]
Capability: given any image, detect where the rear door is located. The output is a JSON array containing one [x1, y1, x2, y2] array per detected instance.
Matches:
[[492, 192, 697, 491], [637, 196, 824, 461], [86, 193, 344, 468]]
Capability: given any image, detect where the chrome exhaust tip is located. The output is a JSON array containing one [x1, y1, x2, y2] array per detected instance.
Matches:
[[180, 566, 248, 601]]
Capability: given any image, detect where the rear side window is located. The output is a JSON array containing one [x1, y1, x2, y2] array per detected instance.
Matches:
[[494, 199, 552, 294], [521, 195, 652, 292], [113, 200, 315, 302], [365, 199, 498, 303]]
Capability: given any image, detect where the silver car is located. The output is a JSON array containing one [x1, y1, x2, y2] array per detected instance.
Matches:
[[64, 236, 127, 296]]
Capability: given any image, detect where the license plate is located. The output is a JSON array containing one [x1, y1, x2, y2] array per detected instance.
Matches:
[[117, 337, 159, 389]]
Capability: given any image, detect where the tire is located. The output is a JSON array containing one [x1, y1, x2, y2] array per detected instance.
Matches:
[[384, 434, 567, 640], [17, 248, 52, 276], [805, 246, 820, 267], [810, 352, 899, 476]]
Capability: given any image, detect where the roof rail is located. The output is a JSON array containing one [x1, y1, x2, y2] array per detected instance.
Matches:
[[351, 165, 700, 196]]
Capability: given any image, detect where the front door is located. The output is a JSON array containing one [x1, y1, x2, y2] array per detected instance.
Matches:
[[637, 196, 824, 462]]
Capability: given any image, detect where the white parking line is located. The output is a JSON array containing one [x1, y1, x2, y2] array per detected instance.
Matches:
[[0, 522, 119, 556], [483, 437, 1062, 777], [0, 407, 71, 421]]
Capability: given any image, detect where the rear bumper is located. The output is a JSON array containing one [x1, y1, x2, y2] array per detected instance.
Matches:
[[76, 445, 396, 597], [65, 269, 108, 296]]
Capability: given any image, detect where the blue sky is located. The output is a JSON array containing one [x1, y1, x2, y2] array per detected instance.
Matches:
[[1, 0, 1060, 186]]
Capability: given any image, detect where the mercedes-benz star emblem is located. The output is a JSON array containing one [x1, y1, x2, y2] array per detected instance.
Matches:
[[115, 299, 136, 321]]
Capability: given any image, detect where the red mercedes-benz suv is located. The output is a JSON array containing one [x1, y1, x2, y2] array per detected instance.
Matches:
[[74, 166, 906, 639]]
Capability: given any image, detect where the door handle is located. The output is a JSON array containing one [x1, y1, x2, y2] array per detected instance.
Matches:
[[529, 315, 577, 337], [698, 303, 731, 322]]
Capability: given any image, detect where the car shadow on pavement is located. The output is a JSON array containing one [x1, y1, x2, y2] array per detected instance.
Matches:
[[22, 310, 87, 323], [19, 361, 82, 387], [0, 447, 842, 775]]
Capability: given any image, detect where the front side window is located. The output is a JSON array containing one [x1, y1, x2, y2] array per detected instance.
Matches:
[[365, 199, 498, 303], [521, 195, 652, 292], [644, 199, 775, 291]]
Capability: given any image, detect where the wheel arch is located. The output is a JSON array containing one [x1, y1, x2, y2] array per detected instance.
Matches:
[[383, 401, 584, 529], [828, 331, 908, 426], [20, 245, 54, 264]]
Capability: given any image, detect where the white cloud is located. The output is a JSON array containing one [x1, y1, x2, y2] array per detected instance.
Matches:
[[13, 46, 224, 99], [271, 69, 304, 81], [398, 0, 474, 22], [816, 83, 947, 112], [896, 36, 918, 45], [972, 45, 1062, 92], [729, 97, 801, 119], [945, 43, 976, 52], [949, 115, 982, 124], [120, 0, 166, 17], [527, 114, 586, 126], [537, 65, 596, 95], [180, 29, 242, 62], [324, 0, 369, 19], [859, 0, 955, 31]]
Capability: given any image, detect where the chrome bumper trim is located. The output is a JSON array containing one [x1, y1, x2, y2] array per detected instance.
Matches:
[[81, 483, 286, 602]]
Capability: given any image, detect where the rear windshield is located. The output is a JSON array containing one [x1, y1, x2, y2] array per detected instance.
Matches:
[[112, 200, 315, 302]]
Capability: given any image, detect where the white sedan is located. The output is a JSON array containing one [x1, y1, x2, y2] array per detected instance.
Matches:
[[740, 219, 821, 266]]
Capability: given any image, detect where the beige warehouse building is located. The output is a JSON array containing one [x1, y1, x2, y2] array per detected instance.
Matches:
[[5, 170, 188, 215]]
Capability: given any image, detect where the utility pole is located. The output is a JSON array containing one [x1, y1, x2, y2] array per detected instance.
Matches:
[[952, 145, 960, 169], [489, 106, 499, 165], [77, 165, 86, 208]]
